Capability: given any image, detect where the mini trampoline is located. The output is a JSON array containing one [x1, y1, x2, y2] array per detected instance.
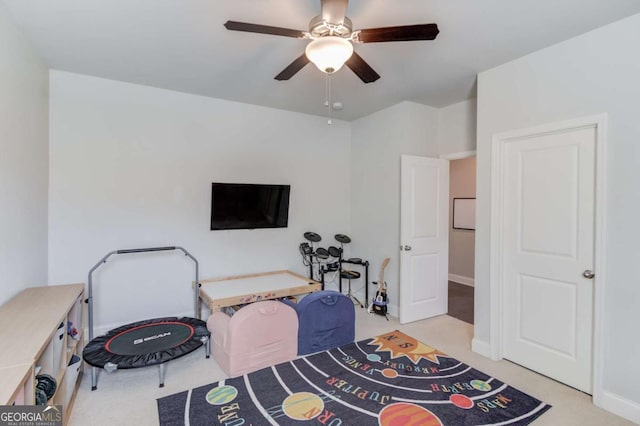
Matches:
[[82, 246, 210, 390]]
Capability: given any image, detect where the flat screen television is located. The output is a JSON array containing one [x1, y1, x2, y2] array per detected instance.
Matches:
[[210, 183, 290, 230]]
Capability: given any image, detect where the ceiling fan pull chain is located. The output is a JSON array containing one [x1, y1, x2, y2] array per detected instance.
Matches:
[[324, 73, 330, 107], [327, 74, 333, 125]]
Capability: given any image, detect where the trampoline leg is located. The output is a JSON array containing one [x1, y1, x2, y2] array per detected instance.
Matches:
[[205, 336, 210, 359], [159, 363, 165, 388], [91, 366, 97, 391]]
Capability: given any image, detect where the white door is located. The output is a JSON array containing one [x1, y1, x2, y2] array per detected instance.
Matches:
[[399, 155, 449, 324], [502, 126, 596, 393]]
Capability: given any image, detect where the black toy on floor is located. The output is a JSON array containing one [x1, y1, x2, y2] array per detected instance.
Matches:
[[369, 258, 391, 320]]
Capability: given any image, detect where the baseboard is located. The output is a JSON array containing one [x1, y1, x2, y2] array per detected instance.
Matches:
[[92, 310, 194, 337], [94, 320, 127, 337], [599, 391, 640, 424], [387, 303, 398, 318], [449, 274, 475, 287], [471, 338, 493, 359]]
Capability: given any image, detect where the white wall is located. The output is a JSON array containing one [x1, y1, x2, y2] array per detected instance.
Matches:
[[0, 3, 49, 305], [475, 14, 640, 421], [438, 99, 477, 156], [49, 71, 351, 332], [350, 102, 439, 314]]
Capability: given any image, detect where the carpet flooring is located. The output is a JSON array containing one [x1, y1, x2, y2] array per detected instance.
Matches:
[[69, 311, 634, 425]]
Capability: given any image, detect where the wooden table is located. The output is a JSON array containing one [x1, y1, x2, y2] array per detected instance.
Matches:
[[199, 270, 321, 312]]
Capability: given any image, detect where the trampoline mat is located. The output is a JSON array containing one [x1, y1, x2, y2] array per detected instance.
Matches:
[[83, 317, 209, 369]]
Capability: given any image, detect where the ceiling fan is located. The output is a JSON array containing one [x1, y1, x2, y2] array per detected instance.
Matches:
[[224, 0, 439, 83]]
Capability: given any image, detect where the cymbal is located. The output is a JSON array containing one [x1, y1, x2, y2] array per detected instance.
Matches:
[[303, 231, 321, 242], [334, 234, 351, 244]]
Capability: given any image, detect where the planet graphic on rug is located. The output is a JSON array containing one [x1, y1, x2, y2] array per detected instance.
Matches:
[[378, 402, 442, 426], [282, 392, 324, 420], [381, 368, 399, 379], [205, 385, 238, 405], [450, 393, 474, 409], [471, 379, 491, 391], [367, 354, 382, 362]]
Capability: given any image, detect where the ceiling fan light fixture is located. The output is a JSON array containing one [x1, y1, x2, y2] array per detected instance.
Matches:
[[305, 36, 354, 74]]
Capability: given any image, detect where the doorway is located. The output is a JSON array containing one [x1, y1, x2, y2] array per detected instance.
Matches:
[[443, 153, 477, 324]]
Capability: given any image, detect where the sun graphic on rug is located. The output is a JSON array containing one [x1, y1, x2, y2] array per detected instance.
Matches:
[[370, 330, 448, 364]]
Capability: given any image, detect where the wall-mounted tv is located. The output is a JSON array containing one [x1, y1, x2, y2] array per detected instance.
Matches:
[[211, 183, 290, 230]]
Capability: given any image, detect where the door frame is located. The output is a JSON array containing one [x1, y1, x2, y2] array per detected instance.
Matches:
[[439, 151, 477, 299], [488, 114, 608, 405]]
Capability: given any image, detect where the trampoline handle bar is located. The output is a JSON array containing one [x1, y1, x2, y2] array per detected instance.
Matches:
[[173, 246, 200, 320], [87, 246, 200, 344], [87, 251, 118, 342], [116, 246, 176, 254]]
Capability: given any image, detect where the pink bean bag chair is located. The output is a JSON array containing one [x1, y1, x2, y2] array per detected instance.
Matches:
[[207, 300, 298, 377]]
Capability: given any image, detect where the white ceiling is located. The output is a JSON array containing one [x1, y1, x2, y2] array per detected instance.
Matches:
[[5, 1, 640, 120]]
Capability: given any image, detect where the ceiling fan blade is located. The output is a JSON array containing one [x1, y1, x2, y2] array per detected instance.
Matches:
[[224, 21, 305, 38], [356, 23, 439, 43], [321, 0, 349, 25], [345, 51, 380, 83], [275, 53, 310, 80]]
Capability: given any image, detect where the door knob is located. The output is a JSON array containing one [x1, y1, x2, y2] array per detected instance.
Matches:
[[404, 245, 412, 251], [582, 269, 595, 279]]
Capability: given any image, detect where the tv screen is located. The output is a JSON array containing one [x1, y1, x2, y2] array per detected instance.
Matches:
[[210, 183, 290, 230]]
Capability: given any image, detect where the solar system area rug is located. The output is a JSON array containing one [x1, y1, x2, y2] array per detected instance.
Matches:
[[157, 330, 551, 425]]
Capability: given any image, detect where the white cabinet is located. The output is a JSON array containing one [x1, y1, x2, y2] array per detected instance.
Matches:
[[0, 284, 85, 423]]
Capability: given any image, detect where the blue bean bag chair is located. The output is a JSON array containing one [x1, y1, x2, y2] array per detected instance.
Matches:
[[282, 290, 355, 355]]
